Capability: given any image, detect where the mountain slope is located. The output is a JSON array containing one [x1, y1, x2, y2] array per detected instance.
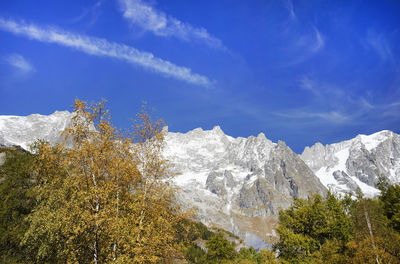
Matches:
[[301, 130, 400, 197], [0, 111, 72, 150], [164, 126, 326, 248], [11, 111, 400, 248]]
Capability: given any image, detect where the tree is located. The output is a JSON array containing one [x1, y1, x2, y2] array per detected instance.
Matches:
[[0, 147, 36, 263], [184, 243, 206, 264], [346, 196, 400, 263], [236, 247, 279, 264], [274, 192, 353, 264], [22, 100, 187, 263], [379, 183, 400, 233], [205, 233, 236, 263]]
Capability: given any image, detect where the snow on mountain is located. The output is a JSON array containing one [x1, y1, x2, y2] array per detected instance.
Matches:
[[0, 111, 73, 150], [164, 126, 326, 248], [4, 111, 398, 248], [0, 111, 327, 248], [301, 130, 400, 197], [164, 126, 274, 188]]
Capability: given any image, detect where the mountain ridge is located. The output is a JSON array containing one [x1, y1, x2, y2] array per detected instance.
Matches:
[[1, 110, 399, 249], [300, 130, 400, 197]]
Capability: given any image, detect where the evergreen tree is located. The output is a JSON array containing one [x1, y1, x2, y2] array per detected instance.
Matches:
[[0, 147, 36, 263], [205, 233, 236, 263], [236, 247, 278, 264], [379, 183, 400, 232]]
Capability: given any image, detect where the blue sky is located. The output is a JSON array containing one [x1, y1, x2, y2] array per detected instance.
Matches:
[[0, 0, 399, 153]]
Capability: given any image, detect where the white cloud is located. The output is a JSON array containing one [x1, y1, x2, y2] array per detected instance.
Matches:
[[312, 27, 324, 52], [388, 101, 400, 108], [382, 101, 400, 118], [118, 0, 225, 50], [299, 75, 320, 96], [0, 17, 212, 87], [275, 110, 350, 123], [70, 0, 105, 26], [283, 0, 296, 20], [359, 97, 375, 110], [279, 26, 325, 67], [364, 30, 393, 63], [4, 53, 34, 73], [292, 75, 381, 124]]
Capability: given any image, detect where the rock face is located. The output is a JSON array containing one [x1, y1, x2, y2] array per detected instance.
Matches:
[[301, 130, 400, 197], [0, 111, 73, 150], [163, 126, 326, 248], [5, 111, 399, 248]]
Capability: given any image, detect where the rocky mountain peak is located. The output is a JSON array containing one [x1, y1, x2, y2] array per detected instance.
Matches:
[[257, 132, 267, 140], [1, 111, 398, 248], [211, 125, 224, 134], [163, 126, 326, 247], [300, 130, 400, 197], [0, 111, 73, 150]]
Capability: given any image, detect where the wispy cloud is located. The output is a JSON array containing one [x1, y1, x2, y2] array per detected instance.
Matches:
[[0, 17, 212, 87], [275, 110, 350, 123], [4, 53, 34, 73], [388, 101, 400, 108], [283, 0, 296, 20], [299, 75, 320, 96], [312, 27, 324, 52], [382, 101, 400, 118], [364, 30, 394, 63], [69, 0, 105, 27], [279, 26, 325, 67], [118, 0, 225, 50], [276, 75, 383, 124], [359, 97, 375, 110], [298, 74, 348, 99]]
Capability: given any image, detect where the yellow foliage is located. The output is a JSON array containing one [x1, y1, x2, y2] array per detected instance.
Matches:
[[23, 99, 188, 263]]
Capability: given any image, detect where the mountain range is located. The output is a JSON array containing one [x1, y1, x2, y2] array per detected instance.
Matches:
[[1, 111, 399, 249]]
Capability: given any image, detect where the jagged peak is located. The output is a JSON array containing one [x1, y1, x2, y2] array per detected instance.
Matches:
[[167, 126, 279, 148], [257, 132, 266, 140], [302, 142, 324, 154], [189, 127, 203, 133], [356, 130, 396, 151], [51, 110, 71, 116], [170, 126, 226, 139], [212, 125, 222, 131], [211, 125, 225, 135], [356, 130, 395, 143], [302, 130, 397, 154], [0, 110, 71, 119], [276, 140, 287, 148], [0, 111, 73, 127]]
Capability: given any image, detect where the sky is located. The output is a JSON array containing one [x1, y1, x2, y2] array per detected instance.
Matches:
[[0, 0, 399, 153]]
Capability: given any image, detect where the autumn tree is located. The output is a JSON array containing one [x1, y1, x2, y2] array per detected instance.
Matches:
[[346, 195, 400, 263], [22, 100, 187, 263]]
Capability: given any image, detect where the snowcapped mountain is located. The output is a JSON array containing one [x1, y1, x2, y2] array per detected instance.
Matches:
[[301, 130, 400, 197], [2, 111, 399, 248], [163, 126, 326, 248], [0, 111, 72, 150]]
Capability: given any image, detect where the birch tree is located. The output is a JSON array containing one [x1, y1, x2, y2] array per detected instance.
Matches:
[[23, 100, 187, 263], [348, 197, 400, 263]]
